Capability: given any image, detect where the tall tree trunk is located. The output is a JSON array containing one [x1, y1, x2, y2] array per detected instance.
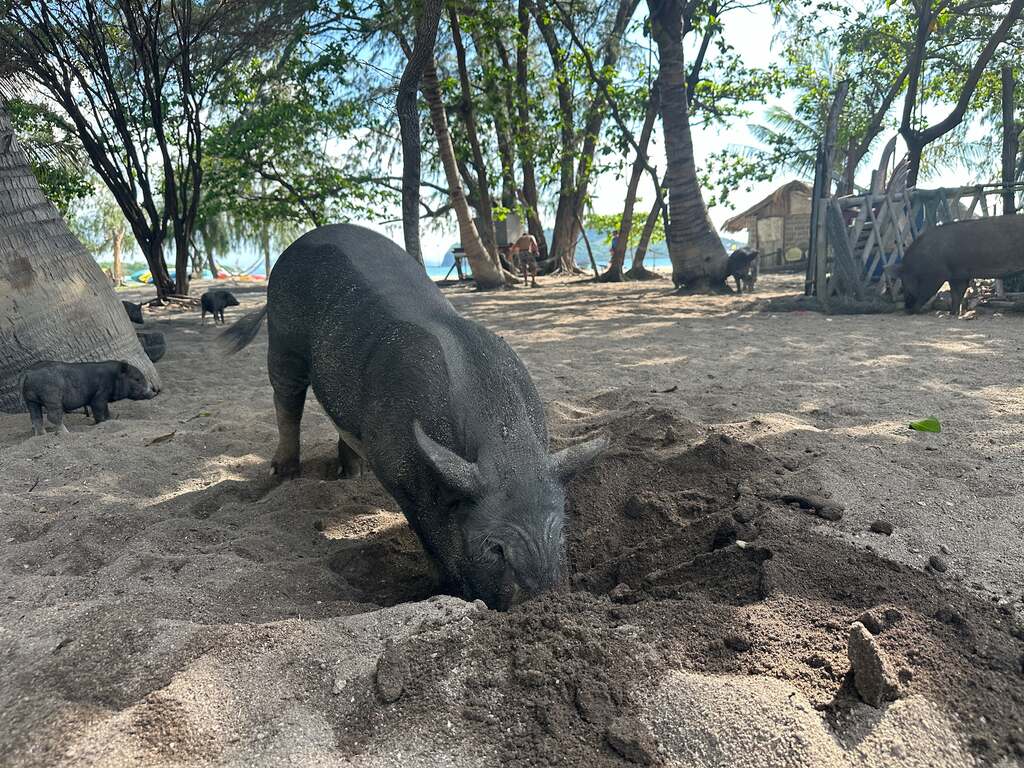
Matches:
[[422, 61, 505, 290], [260, 224, 272, 277], [173, 226, 191, 295], [112, 228, 124, 285], [1003, 66, 1019, 216], [649, 0, 726, 291], [514, 0, 549, 259], [136, 234, 173, 299], [396, 0, 444, 265], [0, 104, 159, 412], [598, 88, 659, 282], [529, 0, 578, 272], [625, 199, 664, 280], [451, 9, 499, 265]]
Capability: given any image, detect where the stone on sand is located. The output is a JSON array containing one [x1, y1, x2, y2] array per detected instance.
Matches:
[[847, 621, 901, 707]]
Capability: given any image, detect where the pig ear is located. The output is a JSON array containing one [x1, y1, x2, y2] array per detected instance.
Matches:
[[550, 435, 609, 481], [413, 421, 483, 498]]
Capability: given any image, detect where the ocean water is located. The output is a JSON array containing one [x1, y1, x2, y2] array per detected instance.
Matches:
[[425, 253, 674, 280]]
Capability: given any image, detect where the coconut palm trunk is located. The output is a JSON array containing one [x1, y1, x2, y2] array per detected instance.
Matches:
[[0, 104, 159, 412], [649, 0, 726, 291], [421, 60, 505, 290]]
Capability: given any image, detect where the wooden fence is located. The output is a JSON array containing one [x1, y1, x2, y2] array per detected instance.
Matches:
[[810, 182, 1024, 306]]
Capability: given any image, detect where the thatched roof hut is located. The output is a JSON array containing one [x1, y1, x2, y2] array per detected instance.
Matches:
[[723, 180, 812, 270]]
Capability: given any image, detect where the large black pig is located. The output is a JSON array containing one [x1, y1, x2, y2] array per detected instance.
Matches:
[[222, 224, 607, 609]]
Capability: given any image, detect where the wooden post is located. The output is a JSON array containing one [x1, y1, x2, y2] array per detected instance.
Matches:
[[808, 80, 849, 303], [1002, 66, 1018, 216], [805, 146, 824, 296], [827, 200, 864, 301]]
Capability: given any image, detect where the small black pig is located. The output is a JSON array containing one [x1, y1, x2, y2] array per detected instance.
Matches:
[[726, 248, 759, 294], [201, 290, 240, 324], [122, 301, 144, 324], [22, 361, 160, 435], [222, 224, 607, 610]]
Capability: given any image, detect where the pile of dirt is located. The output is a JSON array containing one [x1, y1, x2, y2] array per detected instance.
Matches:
[[326, 394, 1024, 766]]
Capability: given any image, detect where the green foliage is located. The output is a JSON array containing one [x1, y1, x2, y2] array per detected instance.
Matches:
[[587, 210, 665, 247], [204, 40, 391, 229], [6, 98, 92, 215]]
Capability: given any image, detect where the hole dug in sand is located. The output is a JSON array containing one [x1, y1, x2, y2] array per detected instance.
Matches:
[[329, 396, 1024, 767]]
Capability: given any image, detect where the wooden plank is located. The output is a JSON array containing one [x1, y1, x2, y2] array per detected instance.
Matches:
[[805, 146, 824, 296], [826, 199, 864, 300]]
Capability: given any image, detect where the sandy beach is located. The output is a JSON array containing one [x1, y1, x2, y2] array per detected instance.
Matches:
[[1, 273, 1022, 767]]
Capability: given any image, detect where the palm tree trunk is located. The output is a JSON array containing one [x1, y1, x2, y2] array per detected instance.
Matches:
[[421, 60, 505, 290], [649, 0, 726, 291], [0, 104, 159, 412]]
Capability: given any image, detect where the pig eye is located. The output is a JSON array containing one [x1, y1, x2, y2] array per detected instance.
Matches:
[[486, 542, 505, 561]]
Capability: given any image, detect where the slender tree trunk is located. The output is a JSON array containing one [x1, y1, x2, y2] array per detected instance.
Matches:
[[625, 199, 664, 280], [422, 61, 505, 290], [135, 233, 173, 300], [1003, 66, 1019, 216], [529, 0, 578, 272], [649, 0, 726, 291], [112, 228, 124, 285], [598, 89, 659, 282], [514, 0, 549, 259], [0, 104, 158, 411], [260, 224, 272, 277], [396, 0, 444, 265], [173, 226, 191, 295], [451, 10, 500, 266]]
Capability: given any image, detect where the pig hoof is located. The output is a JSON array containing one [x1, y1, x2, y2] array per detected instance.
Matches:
[[271, 458, 301, 479]]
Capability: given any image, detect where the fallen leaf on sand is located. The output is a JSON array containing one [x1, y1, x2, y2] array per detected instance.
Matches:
[[909, 417, 941, 433], [145, 431, 176, 446]]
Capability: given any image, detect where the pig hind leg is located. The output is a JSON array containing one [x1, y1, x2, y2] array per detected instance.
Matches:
[[337, 437, 364, 479], [269, 348, 308, 479], [27, 401, 45, 436]]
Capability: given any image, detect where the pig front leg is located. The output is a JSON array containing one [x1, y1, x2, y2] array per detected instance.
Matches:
[[44, 402, 69, 435], [90, 399, 111, 423], [949, 278, 969, 317]]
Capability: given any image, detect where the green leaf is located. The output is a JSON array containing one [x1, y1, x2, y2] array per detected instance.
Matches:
[[908, 418, 941, 433]]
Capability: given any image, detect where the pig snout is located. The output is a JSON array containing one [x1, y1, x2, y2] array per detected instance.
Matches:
[[469, 525, 567, 611]]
